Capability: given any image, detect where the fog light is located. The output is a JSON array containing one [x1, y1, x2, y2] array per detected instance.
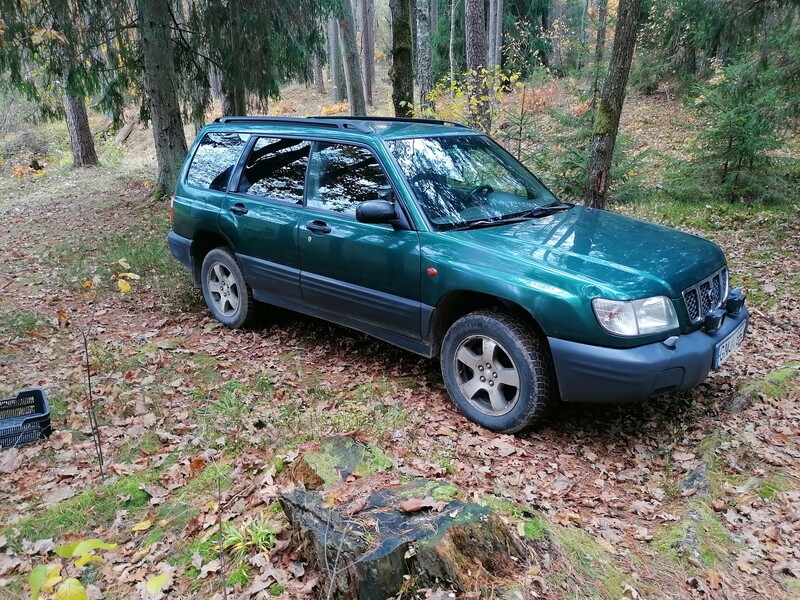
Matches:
[[726, 287, 745, 316], [704, 308, 726, 334]]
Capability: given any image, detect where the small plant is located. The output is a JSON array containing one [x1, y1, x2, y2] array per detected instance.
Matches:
[[28, 538, 118, 600], [222, 515, 279, 560]]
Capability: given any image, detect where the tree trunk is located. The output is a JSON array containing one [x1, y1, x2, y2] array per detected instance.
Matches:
[[313, 53, 326, 93], [361, 0, 375, 105], [487, 0, 496, 68], [389, 0, 414, 116], [416, 0, 433, 112], [328, 17, 347, 102], [590, 0, 608, 109], [50, 1, 98, 167], [465, 0, 489, 130], [138, 0, 188, 194], [338, 2, 367, 116], [493, 0, 503, 68], [550, 0, 563, 73], [449, 0, 458, 90], [410, 0, 417, 65], [63, 94, 98, 167], [223, 0, 246, 115], [585, 0, 641, 209]]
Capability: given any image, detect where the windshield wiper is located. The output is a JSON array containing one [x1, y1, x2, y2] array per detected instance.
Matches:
[[448, 202, 574, 231], [517, 202, 574, 218], [449, 215, 532, 231]]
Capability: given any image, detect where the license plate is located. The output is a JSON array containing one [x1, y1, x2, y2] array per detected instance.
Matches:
[[714, 319, 747, 368]]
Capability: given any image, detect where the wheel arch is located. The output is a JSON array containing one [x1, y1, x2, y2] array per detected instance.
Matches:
[[427, 291, 548, 358], [190, 230, 235, 286]]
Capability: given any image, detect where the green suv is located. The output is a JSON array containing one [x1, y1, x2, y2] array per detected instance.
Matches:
[[168, 116, 748, 432]]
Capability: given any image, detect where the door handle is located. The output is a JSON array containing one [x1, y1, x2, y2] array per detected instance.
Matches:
[[305, 220, 331, 235], [229, 203, 248, 216]]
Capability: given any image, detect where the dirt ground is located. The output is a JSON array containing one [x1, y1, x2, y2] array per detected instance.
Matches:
[[0, 83, 799, 600]]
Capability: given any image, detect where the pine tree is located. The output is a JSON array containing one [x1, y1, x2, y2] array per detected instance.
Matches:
[[389, 0, 414, 116], [138, 0, 187, 193]]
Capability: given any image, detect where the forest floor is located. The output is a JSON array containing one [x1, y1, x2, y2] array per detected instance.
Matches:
[[0, 78, 799, 600]]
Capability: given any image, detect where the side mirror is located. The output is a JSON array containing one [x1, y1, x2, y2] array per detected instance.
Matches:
[[356, 199, 397, 224]]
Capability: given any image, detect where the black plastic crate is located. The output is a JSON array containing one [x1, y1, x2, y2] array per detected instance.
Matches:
[[0, 388, 51, 449]]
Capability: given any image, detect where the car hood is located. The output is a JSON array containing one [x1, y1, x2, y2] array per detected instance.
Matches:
[[453, 206, 726, 298]]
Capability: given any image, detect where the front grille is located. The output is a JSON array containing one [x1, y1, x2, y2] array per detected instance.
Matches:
[[683, 267, 728, 324]]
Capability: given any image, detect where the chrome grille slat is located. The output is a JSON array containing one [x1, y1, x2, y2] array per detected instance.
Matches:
[[683, 267, 728, 324]]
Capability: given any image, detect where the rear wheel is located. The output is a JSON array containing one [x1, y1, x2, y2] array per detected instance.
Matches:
[[440, 310, 553, 433], [200, 248, 254, 328]]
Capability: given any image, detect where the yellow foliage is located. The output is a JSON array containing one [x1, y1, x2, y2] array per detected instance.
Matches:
[[145, 573, 170, 596], [42, 565, 62, 593], [53, 579, 88, 600], [320, 102, 348, 116], [29, 27, 66, 45], [272, 100, 298, 115], [117, 279, 132, 293], [10, 164, 33, 179], [131, 519, 153, 532]]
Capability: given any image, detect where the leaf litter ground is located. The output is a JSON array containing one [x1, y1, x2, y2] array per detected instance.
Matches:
[[0, 91, 799, 600]]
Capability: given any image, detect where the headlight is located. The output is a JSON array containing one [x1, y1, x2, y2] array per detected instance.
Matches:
[[592, 296, 678, 336]]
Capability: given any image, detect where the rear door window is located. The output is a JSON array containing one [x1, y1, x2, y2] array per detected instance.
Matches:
[[237, 137, 311, 203], [186, 132, 249, 191]]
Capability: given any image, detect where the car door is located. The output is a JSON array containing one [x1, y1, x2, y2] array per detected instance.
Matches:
[[299, 141, 423, 339], [217, 136, 311, 302]]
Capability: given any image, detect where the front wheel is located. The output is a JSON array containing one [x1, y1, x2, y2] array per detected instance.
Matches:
[[440, 311, 553, 433], [200, 248, 254, 328]]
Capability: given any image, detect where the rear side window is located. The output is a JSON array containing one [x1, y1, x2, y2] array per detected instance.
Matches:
[[186, 132, 249, 191], [237, 137, 311, 203]]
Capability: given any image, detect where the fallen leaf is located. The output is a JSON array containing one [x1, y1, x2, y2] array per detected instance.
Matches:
[[55, 540, 117, 559], [42, 487, 77, 506], [705, 569, 723, 589], [771, 560, 800, 578], [132, 519, 153, 532], [398, 496, 447, 513], [0, 554, 21, 577], [199, 559, 221, 579], [189, 456, 208, 476], [144, 573, 169, 596], [673, 452, 696, 461], [552, 474, 575, 494], [131, 546, 151, 564], [0, 448, 21, 474]]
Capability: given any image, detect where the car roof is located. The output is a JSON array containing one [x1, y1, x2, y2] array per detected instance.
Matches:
[[204, 116, 482, 141]]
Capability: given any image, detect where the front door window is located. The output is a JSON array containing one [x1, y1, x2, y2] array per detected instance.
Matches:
[[306, 142, 391, 216]]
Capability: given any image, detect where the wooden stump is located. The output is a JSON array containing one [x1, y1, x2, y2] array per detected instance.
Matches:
[[280, 437, 531, 598]]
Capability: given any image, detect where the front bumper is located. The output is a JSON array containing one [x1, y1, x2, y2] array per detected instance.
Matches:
[[548, 305, 749, 404]]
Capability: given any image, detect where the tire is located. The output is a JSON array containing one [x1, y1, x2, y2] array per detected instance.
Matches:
[[440, 310, 553, 433], [200, 247, 254, 328]]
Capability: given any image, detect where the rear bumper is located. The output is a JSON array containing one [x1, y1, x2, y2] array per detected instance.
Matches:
[[548, 306, 749, 403], [167, 231, 193, 270]]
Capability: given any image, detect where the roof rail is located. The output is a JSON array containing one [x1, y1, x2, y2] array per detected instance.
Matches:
[[212, 115, 470, 133], [312, 115, 470, 128], [214, 116, 340, 129]]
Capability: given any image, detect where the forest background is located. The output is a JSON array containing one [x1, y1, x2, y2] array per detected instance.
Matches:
[[0, 0, 799, 598]]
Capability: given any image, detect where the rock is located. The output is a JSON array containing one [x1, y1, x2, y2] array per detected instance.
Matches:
[[680, 463, 711, 496]]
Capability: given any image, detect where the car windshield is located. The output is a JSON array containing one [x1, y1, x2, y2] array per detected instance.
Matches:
[[386, 135, 559, 228]]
